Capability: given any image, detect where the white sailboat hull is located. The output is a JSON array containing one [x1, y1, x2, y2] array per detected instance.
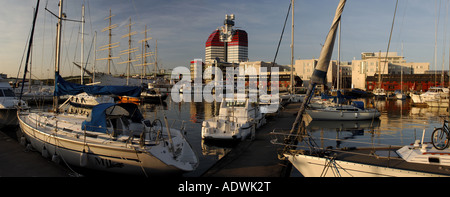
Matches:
[[306, 109, 380, 121], [285, 154, 445, 177], [18, 112, 197, 176]]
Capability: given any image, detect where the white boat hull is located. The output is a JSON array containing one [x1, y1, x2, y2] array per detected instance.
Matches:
[[18, 112, 197, 176], [202, 117, 266, 140], [285, 153, 446, 177]]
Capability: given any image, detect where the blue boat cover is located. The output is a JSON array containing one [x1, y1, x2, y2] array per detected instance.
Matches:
[[54, 72, 141, 97], [81, 103, 144, 133], [352, 101, 365, 110]]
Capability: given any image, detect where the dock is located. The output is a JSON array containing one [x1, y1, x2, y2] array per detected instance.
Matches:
[[0, 128, 70, 177], [201, 102, 301, 177]]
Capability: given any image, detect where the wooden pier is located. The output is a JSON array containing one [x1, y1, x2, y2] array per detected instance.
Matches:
[[201, 102, 301, 177]]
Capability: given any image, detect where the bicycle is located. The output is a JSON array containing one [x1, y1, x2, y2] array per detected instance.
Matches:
[[431, 119, 450, 150]]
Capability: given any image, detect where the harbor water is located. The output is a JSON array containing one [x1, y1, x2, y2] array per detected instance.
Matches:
[[1, 94, 447, 177], [303, 98, 446, 150]]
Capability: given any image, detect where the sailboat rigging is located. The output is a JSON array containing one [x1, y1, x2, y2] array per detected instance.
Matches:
[[17, 0, 198, 176]]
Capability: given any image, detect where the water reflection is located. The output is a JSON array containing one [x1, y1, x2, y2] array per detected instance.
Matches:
[[304, 98, 447, 151], [138, 94, 230, 176]]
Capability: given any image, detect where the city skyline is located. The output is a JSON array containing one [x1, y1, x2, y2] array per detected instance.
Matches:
[[0, 0, 448, 79]]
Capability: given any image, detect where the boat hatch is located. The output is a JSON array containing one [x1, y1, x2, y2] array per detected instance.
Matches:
[[429, 157, 440, 164]]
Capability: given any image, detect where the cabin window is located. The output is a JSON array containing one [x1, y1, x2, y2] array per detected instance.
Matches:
[[429, 157, 440, 164], [0, 90, 3, 97], [3, 89, 15, 97]]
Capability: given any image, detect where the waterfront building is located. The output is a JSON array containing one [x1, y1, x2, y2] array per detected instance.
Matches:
[[227, 30, 248, 63], [351, 52, 429, 90], [366, 73, 448, 92], [205, 30, 225, 63], [191, 60, 297, 91], [205, 14, 248, 64], [293, 59, 337, 88]]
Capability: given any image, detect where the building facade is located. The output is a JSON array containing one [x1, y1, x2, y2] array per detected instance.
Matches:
[[351, 52, 429, 90], [293, 59, 337, 88], [205, 29, 248, 63], [205, 30, 224, 63]]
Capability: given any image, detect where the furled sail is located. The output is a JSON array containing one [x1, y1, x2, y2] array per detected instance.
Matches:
[[283, 0, 346, 152], [54, 72, 141, 97]]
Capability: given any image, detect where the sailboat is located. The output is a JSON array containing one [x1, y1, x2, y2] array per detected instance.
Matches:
[[305, 101, 380, 121], [17, 0, 198, 176]]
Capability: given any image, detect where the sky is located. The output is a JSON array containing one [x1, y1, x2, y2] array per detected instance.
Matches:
[[0, 0, 448, 79]]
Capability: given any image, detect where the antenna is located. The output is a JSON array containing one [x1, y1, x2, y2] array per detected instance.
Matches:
[[219, 14, 236, 62]]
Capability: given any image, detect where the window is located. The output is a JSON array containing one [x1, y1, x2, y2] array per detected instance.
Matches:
[[2, 89, 14, 97]]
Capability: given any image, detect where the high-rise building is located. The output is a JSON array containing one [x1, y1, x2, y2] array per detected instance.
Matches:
[[205, 14, 248, 63], [205, 30, 224, 63], [227, 30, 248, 63]]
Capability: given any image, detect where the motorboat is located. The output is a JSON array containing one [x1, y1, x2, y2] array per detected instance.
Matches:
[[201, 97, 266, 141], [15, 85, 54, 104], [394, 90, 406, 100], [305, 101, 381, 121], [411, 87, 449, 107], [259, 94, 282, 116], [68, 92, 114, 108], [141, 88, 168, 103], [148, 75, 173, 94], [373, 88, 386, 100]]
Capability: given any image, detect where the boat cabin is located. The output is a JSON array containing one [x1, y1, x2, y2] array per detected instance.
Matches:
[[82, 103, 145, 137]]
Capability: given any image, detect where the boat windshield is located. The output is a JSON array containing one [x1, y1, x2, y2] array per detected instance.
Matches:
[[225, 101, 245, 107]]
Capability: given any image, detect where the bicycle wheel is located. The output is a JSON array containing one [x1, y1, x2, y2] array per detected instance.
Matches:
[[431, 128, 449, 150]]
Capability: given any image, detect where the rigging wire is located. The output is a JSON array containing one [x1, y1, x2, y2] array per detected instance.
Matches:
[[271, 0, 292, 67], [380, 0, 399, 85]]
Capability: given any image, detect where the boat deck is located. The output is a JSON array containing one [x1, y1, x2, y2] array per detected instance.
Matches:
[[297, 145, 450, 176]]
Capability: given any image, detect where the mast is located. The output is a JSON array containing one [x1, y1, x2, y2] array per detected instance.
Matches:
[[378, 51, 381, 90], [80, 4, 85, 84], [53, 0, 63, 112], [119, 17, 138, 85], [137, 25, 153, 82], [93, 31, 97, 83], [283, 0, 346, 154], [290, 0, 294, 94], [107, 9, 113, 75], [19, 0, 40, 103], [337, 20, 341, 90], [155, 40, 158, 75], [98, 9, 119, 75]]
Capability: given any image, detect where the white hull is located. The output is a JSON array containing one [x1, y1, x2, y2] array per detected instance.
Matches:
[[18, 112, 198, 176], [202, 98, 266, 140], [411, 93, 425, 104], [306, 108, 380, 121], [202, 117, 265, 140], [285, 154, 446, 177], [426, 98, 449, 107]]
